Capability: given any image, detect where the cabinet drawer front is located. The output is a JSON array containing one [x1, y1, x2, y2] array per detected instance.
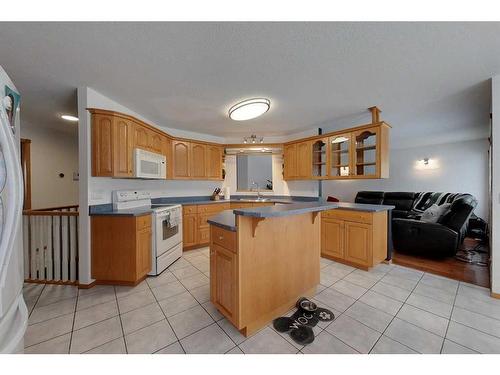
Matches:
[[198, 227, 210, 244], [198, 203, 228, 214], [211, 225, 237, 252], [136, 214, 152, 230], [322, 209, 373, 224], [183, 205, 197, 215]]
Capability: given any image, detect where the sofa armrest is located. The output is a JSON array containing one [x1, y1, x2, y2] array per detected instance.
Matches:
[[392, 218, 459, 257]]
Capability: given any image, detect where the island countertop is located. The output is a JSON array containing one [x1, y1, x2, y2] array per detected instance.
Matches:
[[207, 201, 395, 231]]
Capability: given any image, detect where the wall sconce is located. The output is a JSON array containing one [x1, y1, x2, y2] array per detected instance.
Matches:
[[415, 158, 439, 170]]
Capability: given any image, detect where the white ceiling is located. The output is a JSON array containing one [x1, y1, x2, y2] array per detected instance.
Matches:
[[0, 22, 498, 144]]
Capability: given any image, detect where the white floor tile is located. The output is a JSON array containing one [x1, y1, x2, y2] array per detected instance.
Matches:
[[77, 288, 116, 311], [385, 318, 443, 353], [115, 282, 149, 299], [36, 284, 78, 307], [74, 300, 119, 330], [202, 301, 224, 321], [343, 271, 379, 289], [172, 264, 203, 280], [302, 331, 358, 354], [155, 341, 185, 354], [178, 273, 209, 290], [217, 318, 247, 345], [413, 283, 456, 305], [117, 289, 156, 314], [29, 297, 76, 324], [24, 313, 74, 347], [239, 327, 297, 354], [446, 321, 500, 354], [85, 337, 127, 354], [359, 290, 403, 316], [125, 319, 177, 354], [451, 306, 500, 338], [70, 316, 123, 353], [455, 293, 500, 321], [406, 293, 453, 319], [181, 323, 235, 354], [345, 301, 393, 333], [331, 279, 367, 299], [158, 291, 199, 317], [441, 339, 478, 354], [314, 287, 356, 312], [396, 304, 449, 337], [151, 280, 187, 301], [146, 271, 177, 288], [168, 305, 214, 339], [121, 302, 165, 335], [419, 273, 459, 295], [326, 315, 381, 353], [380, 274, 418, 291], [190, 284, 210, 304], [370, 335, 418, 354], [24, 333, 71, 354], [371, 282, 411, 302]]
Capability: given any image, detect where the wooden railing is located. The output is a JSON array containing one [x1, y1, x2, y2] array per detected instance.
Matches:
[[23, 205, 79, 284]]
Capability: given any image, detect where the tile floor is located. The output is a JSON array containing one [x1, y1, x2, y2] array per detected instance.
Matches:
[[23, 247, 500, 354]]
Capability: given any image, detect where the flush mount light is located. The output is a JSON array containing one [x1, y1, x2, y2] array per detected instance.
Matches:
[[61, 114, 79, 122], [229, 98, 270, 121]]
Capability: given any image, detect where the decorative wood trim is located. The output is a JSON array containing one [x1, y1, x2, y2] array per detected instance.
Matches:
[[368, 106, 381, 124], [24, 279, 78, 286], [251, 217, 265, 237]]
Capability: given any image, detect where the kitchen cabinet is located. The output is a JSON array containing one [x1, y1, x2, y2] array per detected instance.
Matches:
[[329, 133, 352, 178], [297, 141, 312, 178], [113, 118, 133, 177], [89, 108, 223, 181], [91, 112, 114, 177], [311, 138, 328, 179], [207, 145, 223, 180], [173, 140, 191, 179], [283, 143, 297, 179], [183, 203, 231, 250], [210, 242, 238, 323], [320, 209, 387, 270], [91, 214, 152, 285], [190, 142, 207, 179], [182, 211, 198, 248]]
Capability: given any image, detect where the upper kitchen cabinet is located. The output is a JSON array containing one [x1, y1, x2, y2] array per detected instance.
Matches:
[[190, 142, 207, 179], [283, 143, 297, 179], [172, 140, 191, 179], [148, 131, 163, 154], [329, 133, 352, 178], [283, 141, 311, 180], [311, 138, 328, 179], [91, 112, 114, 177], [133, 124, 149, 151], [113, 117, 133, 177], [207, 145, 223, 180]]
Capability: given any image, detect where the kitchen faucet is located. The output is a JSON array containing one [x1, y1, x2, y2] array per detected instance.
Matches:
[[252, 181, 262, 199]]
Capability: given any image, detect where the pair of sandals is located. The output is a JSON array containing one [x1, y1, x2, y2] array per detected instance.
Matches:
[[273, 297, 335, 345]]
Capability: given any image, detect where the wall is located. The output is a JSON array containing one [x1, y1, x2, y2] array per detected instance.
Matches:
[[322, 138, 490, 221], [20, 124, 79, 209], [491, 76, 499, 295]]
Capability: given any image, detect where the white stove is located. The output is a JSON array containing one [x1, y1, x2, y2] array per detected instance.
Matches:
[[112, 190, 183, 276]]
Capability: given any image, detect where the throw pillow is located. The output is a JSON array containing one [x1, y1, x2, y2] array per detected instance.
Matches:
[[420, 203, 451, 223]]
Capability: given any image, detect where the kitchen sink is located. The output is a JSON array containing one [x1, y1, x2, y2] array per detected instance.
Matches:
[[238, 198, 271, 202]]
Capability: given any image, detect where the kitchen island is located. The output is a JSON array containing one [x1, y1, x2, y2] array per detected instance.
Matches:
[[207, 201, 394, 337]]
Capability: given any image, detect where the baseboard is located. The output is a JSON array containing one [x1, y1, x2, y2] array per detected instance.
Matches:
[[77, 280, 96, 289], [25, 279, 77, 286], [491, 291, 500, 299]]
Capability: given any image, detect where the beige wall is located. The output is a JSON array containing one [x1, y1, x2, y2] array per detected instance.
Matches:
[[20, 124, 79, 209]]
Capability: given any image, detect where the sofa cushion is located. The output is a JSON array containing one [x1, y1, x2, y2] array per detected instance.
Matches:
[[354, 191, 385, 205], [383, 192, 418, 212], [421, 203, 451, 223]]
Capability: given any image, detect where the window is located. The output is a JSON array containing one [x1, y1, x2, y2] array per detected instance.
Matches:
[[236, 154, 273, 191]]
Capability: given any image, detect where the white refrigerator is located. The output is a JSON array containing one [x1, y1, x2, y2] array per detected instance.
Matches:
[[0, 66, 28, 353]]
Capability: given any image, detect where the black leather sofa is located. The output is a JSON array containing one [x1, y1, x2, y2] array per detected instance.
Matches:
[[355, 191, 478, 257]]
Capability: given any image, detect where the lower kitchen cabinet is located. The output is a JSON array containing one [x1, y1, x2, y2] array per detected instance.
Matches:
[[210, 242, 238, 323], [320, 209, 387, 270], [182, 213, 198, 248], [91, 214, 152, 285]]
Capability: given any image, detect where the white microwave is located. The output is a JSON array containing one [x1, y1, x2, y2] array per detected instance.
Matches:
[[133, 148, 166, 179]]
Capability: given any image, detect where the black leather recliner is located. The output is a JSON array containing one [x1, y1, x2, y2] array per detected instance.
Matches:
[[355, 191, 478, 257]]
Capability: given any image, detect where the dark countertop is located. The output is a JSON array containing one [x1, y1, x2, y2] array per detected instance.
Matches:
[[207, 211, 237, 232], [207, 201, 395, 231], [89, 195, 319, 216]]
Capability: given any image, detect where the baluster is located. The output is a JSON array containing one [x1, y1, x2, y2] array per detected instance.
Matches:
[[53, 215, 61, 281], [46, 216, 53, 280], [69, 215, 77, 282], [61, 215, 69, 281], [23, 216, 30, 279]]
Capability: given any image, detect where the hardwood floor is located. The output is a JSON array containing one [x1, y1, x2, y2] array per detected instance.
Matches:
[[392, 238, 490, 288]]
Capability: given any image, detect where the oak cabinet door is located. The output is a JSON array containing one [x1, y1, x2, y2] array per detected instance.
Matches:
[[190, 142, 207, 179], [296, 141, 312, 178], [210, 244, 237, 322], [283, 143, 297, 179], [92, 114, 114, 176], [183, 213, 198, 247], [197, 227, 210, 245], [321, 218, 344, 259], [133, 124, 149, 150], [173, 140, 190, 178], [344, 221, 372, 267], [207, 145, 222, 179], [113, 118, 133, 177], [136, 226, 152, 278], [149, 132, 163, 153], [161, 136, 172, 179]]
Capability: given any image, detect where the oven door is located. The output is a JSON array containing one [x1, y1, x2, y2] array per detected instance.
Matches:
[[156, 213, 182, 256]]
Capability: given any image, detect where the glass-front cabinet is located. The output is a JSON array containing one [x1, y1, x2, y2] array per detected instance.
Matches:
[[353, 128, 379, 177], [329, 134, 351, 178]]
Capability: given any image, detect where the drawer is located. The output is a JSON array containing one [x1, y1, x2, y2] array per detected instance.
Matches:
[[211, 225, 237, 252], [198, 227, 210, 244], [183, 205, 197, 215], [322, 209, 373, 224], [198, 203, 229, 214], [136, 214, 152, 230], [230, 202, 254, 209]]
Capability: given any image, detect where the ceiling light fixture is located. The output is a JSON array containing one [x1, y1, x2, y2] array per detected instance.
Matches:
[[61, 114, 79, 122], [243, 134, 264, 145], [229, 98, 270, 121]]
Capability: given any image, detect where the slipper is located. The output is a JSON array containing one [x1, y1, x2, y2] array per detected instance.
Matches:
[[289, 325, 315, 345]]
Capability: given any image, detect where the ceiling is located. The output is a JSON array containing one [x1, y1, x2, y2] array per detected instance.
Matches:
[[0, 22, 498, 144]]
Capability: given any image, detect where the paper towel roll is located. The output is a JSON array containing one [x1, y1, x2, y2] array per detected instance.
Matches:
[[224, 186, 230, 200]]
